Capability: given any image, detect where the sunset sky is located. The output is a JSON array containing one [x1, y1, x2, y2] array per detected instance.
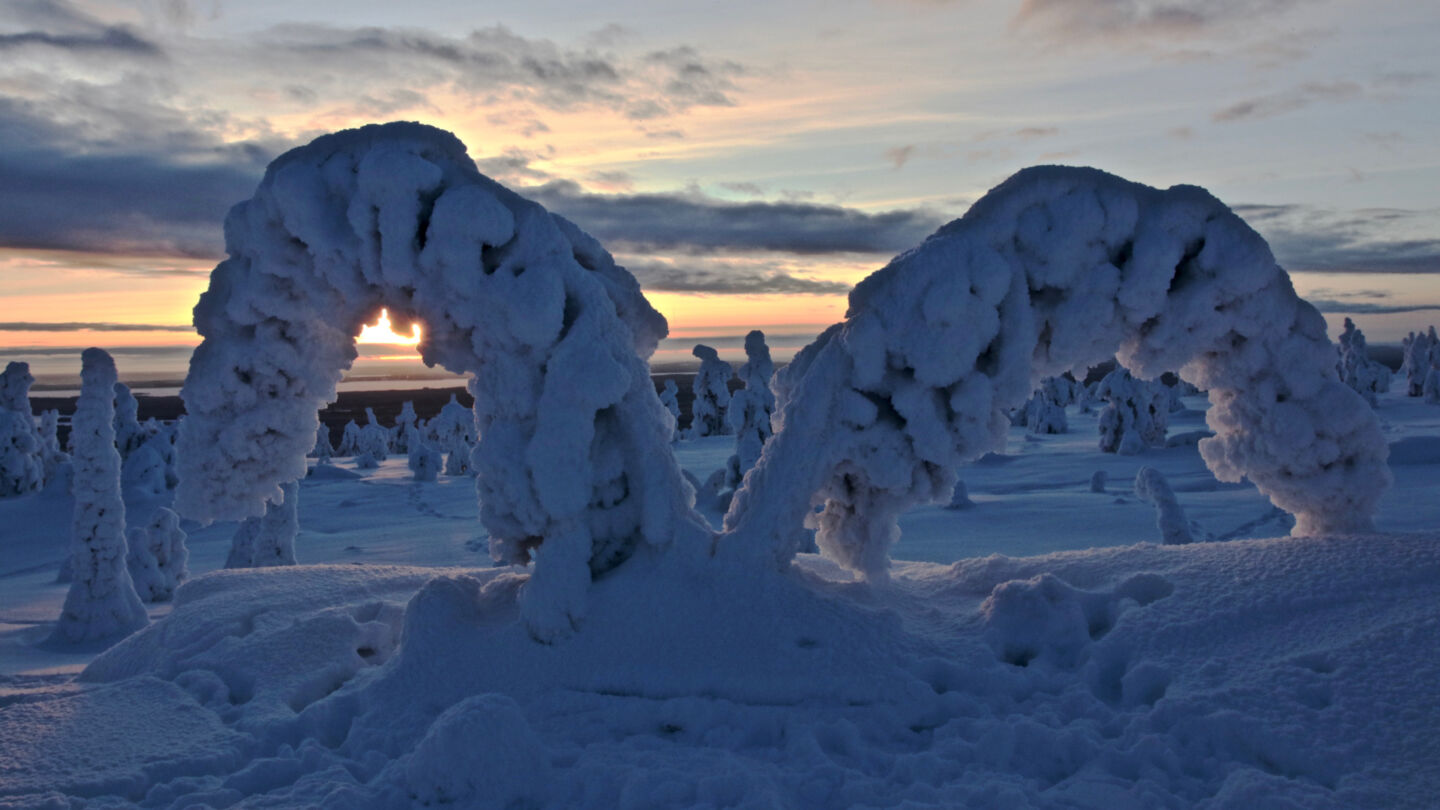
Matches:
[[2, 0, 1438, 383]]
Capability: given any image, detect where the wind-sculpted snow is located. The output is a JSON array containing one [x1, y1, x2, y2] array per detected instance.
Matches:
[[176, 122, 703, 639], [725, 166, 1389, 577]]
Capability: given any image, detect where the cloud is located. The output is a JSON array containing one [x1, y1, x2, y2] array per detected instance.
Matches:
[[1012, 0, 1300, 38], [886, 145, 915, 169], [1235, 203, 1440, 274], [531, 180, 949, 256], [0, 0, 164, 57], [623, 258, 853, 295], [0, 321, 193, 332], [1304, 299, 1440, 315], [1212, 81, 1362, 123]]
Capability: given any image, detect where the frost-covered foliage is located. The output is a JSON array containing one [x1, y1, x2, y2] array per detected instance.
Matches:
[[725, 166, 1389, 578], [688, 344, 733, 439], [0, 361, 44, 496], [726, 330, 777, 486], [310, 424, 333, 463], [1095, 368, 1169, 454], [1134, 466, 1194, 545], [442, 434, 473, 476], [176, 123, 703, 639], [1337, 318, 1391, 406], [658, 379, 681, 441], [126, 507, 189, 602], [54, 348, 149, 642], [408, 439, 441, 481], [355, 408, 391, 468], [121, 443, 169, 495], [226, 480, 299, 568], [1401, 327, 1436, 396]]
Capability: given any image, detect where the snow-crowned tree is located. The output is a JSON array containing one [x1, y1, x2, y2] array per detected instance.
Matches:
[[121, 443, 168, 495], [725, 330, 777, 486], [1095, 368, 1168, 454], [1426, 367, 1440, 405], [688, 344, 733, 439], [1337, 318, 1391, 406], [658, 379, 682, 442], [310, 423, 334, 463], [1399, 324, 1434, 394], [360, 407, 390, 459], [443, 433, 473, 476], [37, 408, 68, 481], [409, 438, 442, 481], [393, 401, 419, 453], [1021, 376, 1071, 434], [430, 394, 475, 446], [1089, 470, 1107, 494], [0, 362, 44, 496], [112, 382, 148, 458], [1134, 466, 1197, 545], [337, 419, 362, 456], [54, 348, 149, 642], [226, 480, 299, 568], [944, 479, 973, 509], [126, 507, 189, 602]]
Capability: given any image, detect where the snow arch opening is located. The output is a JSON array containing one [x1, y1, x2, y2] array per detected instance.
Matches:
[[176, 122, 705, 639], [722, 166, 1390, 576]]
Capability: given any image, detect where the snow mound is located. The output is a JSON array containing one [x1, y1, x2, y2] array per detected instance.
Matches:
[[726, 166, 1389, 578], [175, 122, 706, 638]]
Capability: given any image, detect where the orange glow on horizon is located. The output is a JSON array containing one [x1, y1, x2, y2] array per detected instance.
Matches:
[[356, 309, 421, 345]]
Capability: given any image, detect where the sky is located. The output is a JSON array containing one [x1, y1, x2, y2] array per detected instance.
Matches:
[[1, 0, 1438, 384]]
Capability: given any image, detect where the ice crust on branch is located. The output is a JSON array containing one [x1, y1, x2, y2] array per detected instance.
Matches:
[[55, 349, 149, 642], [725, 166, 1390, 577], [176, 122, 703, 639]]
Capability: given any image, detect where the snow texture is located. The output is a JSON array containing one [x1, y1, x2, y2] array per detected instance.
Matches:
[[226, 480, 299, 568], [1133, 466, 1193, 545], [54, 348, 149, 642], [174, 122, 703, 639], [688, 344, 733, 439], [726, 330, 777, 486], [126, 507, 189, 602], [725, 166, 1390, 578], [0, 361, 43, 496], [1337, 318, 1391, 406]]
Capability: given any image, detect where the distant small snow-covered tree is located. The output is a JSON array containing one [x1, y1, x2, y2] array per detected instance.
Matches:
[[337, 419, 362, 456], [127, 507, 189, 602], [688, 344, 733, 439], [1096, 368, 1168, 455], [113, 382, 149, 458], [54, 349, 149, 642], [1337, 318, 1391, 406], [1134, 466, 1197, 545], [0, 362, 44, 497], [726, 331, 777, 485], [310, 423, 334, 463], [226, 480, 299, 568], [409, 439, 442, 481], [658, 379, 682, 442]]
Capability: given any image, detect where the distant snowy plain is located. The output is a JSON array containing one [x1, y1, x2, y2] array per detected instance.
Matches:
[[2, 389, 1437, 808]]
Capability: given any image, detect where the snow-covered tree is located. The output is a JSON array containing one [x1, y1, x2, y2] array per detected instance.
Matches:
[[944, 479, 973, 509], [1089, 470, 1107, 494], [1021, 376, 1072, 434], [393, 401, 419, 453], [126, 507, 188, 602], [337, 419, 362, 457], [0, 362, 44, 496], [310, 423, 334, 463], [226, 480, 299, 568], [359, 407, 390, 460], [113, 382, 148, 458], [1095, 368, 1168, 455], [37, 408, 68, 481], [121, 443, 168, 495], [1401, 327, 1437, 396], [658, 379, 681, 442], [726, 330, 777, 486], [1134, 467, 1195, 545], [54, 348, 148, 642], [1337, 318, 1391, 406], [688, 344, 733, 439], [409, 438, 442, 481], [725, 165, 1390, 579], [176, 124, 703, 640], [443, 434, 473, 476]]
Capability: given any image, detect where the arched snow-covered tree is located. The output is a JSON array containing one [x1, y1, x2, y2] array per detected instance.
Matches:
[[176, 123, 706, 639], [54, 349, 149, 642], [724, 166, 1390, 577]]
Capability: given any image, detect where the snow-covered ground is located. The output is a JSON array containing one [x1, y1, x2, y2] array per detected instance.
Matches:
[[2, 389, 1438, 808]]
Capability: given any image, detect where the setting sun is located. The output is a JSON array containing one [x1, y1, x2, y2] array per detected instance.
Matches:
[[356, 309, 421, 345]]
